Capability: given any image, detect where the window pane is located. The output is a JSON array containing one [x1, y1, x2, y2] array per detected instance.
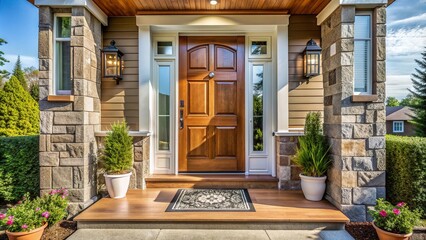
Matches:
[[157, 42, 173, 55], [251, 41, 267, 55], [252, 65, 264, 151], [354, 40, 369, 92], [55, 41, 71, 91], [159, 66, 170, 115], [355, 15, 371, 39], [56, 17, 71, 38], [158, 116, 170, 150], [158, 65, 171, 151]]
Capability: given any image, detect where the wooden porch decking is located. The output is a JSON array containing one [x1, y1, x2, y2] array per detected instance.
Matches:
[[74, 189, 349, 230]]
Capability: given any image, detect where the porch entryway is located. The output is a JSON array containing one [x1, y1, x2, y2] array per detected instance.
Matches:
[[74, 189, 349, 230], [178, 36, 246, 172]]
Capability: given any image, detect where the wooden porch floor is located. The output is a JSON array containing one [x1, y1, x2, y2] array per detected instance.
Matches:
[[74, 189, 349, 227]]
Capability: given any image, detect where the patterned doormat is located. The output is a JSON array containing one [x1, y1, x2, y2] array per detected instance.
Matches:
[[166, 189, 255, 212]]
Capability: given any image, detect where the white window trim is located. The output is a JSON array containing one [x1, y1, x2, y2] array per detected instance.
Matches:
[[353, 11, 373, 95], [53, 13, 72, 96], [248, 36, 272, 59], [393, 121, 404, 133], [152, 60, 176, 174]]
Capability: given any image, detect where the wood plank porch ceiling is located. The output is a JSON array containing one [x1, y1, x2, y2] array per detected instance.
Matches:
[[92, 0, 332, 16]]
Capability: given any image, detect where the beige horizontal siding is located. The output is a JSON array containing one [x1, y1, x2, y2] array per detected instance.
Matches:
[[101, 17, 139, 131], [288, 15, 324, 129]]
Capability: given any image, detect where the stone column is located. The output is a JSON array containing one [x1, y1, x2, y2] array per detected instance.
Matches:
[[321, 6, 386, 222], [39, 6, 102, 216]]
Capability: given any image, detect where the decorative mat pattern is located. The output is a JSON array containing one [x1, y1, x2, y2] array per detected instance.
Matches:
[[166, 189, 255, 212]]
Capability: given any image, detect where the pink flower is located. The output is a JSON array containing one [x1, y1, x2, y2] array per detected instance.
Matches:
[[8, 216, 14, 220], [0, 213, 5, 220], [21, 224, 28, 229], [41, 211, 50, 219], [396, 202, 405, 207], [35, 207, 40, 212], [6, 219, 13, 225], [393, 208, 401, 215], [379, 210, 387, 217], [17, 201, 22, 205]]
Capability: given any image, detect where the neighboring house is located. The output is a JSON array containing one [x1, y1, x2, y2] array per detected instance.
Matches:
[[386, 106, 416, 136], [30, 0, 390, 222]]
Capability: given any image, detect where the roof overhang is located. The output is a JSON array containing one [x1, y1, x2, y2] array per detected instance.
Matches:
[[33, 0, 108, 26], [316, 0, 393, 25]]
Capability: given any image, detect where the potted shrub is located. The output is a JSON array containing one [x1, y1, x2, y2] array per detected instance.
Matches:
[[293, 112, 331, 201], [101, 121, 134, 199], [0, 188, 69, 240], [369, 199, 421, 240]]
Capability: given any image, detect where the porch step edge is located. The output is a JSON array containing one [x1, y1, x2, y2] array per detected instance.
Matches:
[[77, 221, 346, 231]]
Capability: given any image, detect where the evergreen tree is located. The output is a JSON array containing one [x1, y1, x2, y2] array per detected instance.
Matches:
[[0, 38, 9, 81], [386, 97, 400, 107], [408, 48, 426, 136], [24, 67, 39, 101], [12, 56, 27, 91], [0, 76, 39, 136]]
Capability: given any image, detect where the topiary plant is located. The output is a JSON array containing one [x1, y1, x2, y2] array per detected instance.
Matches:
[[101, 121, 133, 174], [293, 112, 332, 177]]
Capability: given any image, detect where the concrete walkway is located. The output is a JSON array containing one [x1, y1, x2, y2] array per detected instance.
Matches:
[[67, 229, 354, 240]]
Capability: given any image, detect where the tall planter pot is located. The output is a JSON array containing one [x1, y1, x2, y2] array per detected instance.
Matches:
[[299, 174, 327, 201], [6, 223, 47, 240], [104, 172, 132, 199], [373, 222, 413, 240]]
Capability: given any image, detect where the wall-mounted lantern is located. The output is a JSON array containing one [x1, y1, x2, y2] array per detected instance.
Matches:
[[102, 40, 124, 84], [303, 39, 322, 78]]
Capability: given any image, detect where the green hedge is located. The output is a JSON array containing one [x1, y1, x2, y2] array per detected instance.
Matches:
[[386, 135, 426, 217], [0, 136, 39, 202]]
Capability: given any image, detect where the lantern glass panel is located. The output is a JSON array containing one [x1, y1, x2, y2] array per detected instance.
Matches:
[[105, 53, 118, 77]]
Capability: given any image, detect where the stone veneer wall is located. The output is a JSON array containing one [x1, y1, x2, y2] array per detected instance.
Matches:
[[39, 6, 102, 216], [321, 6, 387, 221], [276, 135, 302, 190], [96, 136, 150, 191]]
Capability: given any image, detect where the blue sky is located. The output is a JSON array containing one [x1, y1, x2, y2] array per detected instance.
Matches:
[[0, 0, 425, 99]]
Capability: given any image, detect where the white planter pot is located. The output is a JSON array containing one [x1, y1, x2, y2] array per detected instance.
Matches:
[[104, 172, 132, 199], [299, 174, 327, 201]]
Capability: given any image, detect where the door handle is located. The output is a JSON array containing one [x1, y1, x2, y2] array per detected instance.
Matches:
[[179, 109, 184, 129], [208, 72, 215, 78]]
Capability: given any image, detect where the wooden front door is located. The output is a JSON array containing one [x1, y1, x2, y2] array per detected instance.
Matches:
[[178, 36, 245, 172]]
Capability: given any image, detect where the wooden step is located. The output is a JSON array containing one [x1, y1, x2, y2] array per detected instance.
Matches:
[[145, 174, 279, 189], [74, 189, 349, 230]]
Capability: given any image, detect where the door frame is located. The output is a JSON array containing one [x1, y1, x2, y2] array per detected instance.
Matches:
[[137, 15, 290, 177]]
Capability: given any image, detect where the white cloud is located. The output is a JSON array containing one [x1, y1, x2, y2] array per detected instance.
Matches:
[[388, 13, 426, 27], [2, 54, 38, 72], [387, 26, 426, 58], [386, 75, 414, 99]]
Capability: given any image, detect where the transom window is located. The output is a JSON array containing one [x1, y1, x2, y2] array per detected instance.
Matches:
[[393, 121, 404, 133], [354, 12, 372, 94], [54, 14, 71, 95]]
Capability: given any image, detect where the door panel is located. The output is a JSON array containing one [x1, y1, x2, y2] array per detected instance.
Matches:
[[187, 81, 209, 115], [215, 82, 237, 115], [179, 36, 245, 172]]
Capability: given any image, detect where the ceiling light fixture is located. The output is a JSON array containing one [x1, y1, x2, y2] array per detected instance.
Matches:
[[210, 0, 218, 5]]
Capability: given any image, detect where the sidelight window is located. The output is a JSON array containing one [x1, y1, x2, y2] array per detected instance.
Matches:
[[157, 65, 172, 151], [251, 64, 264, 152]]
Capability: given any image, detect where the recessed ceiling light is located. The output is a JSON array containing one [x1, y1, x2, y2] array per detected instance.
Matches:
[[210, 0, 218, 5]]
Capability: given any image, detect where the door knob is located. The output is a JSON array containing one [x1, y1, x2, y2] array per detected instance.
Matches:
[[208, 72, 215, 78]]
